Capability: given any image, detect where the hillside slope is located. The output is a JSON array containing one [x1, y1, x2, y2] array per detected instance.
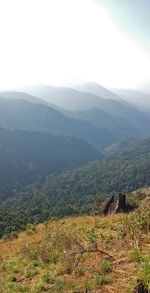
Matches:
[[0, 193, 149, 293], [0, 98, 120, 149], [70, 81, 120, 100], [105, 136, 150, 159], [113, 88, 150, 111], [68, 108, 141, 137], [0, 91, 46, 104], [1, 135, 150, 235], [22, 84, 150, 136], [1, 145, 150, 235], [0, 127, 100, 201]]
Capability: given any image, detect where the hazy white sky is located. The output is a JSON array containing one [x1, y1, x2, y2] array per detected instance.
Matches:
[[0, 0, 150, 90]]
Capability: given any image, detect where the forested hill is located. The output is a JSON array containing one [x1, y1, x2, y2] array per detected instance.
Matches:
[[22, 84, 150, 136], [1, 90, 150, 238], [66, 108, 141, 137], [1, 136, 150, 236], [0, 98, 121, 149], [105, 136, 150, 158], [0, 91, 46, 104], [0, 127, 100, 201]]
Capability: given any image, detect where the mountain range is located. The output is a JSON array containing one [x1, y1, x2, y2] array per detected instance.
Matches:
[[21, 84, 150, 135], [0, 81, 150, 236], [0, 126, 100, 201]]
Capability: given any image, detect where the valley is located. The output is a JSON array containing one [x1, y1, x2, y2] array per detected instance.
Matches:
[[0, 83, 150, 292]]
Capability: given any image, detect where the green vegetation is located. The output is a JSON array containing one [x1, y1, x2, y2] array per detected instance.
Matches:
[[0, 214, 116, 292], [0, 98, 120, 149], [0, 126, 100, 201], [100, 259, 111, 273], [1, 97, 150, 240], [1, 201, 149, 293], [1, 152, 150, 237]]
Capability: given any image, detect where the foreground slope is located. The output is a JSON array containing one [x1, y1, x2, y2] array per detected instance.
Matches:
[[0, 193, 149, 293]]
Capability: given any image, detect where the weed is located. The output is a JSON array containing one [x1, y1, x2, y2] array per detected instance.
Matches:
[[101, 259, 111, 273], [129, 248, 144, 263], [141, 261, 150, 288], [84, 280, 93, 290], [48, 251, 59, 264], [25, 267, 38, 278], [42, 272, 53, 283], [55, 276, 65, 292], [86, 227, 98, 244], [7, 274, 17, 282], [75, 265, 85, 276], [32, 260, 40, 267], [6, 283, 30, 292], [95, 272, 112, 286]]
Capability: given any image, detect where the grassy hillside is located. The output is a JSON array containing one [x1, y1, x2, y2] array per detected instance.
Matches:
[[0, 192, 149, 293]]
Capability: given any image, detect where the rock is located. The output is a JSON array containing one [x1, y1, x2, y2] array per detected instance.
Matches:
[[102, 193, 126, 216], [133, 280, 148, 293]]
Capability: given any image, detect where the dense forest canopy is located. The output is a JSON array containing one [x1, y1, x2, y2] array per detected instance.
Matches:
[[1, 137, 150, 236], [0, 86, 150, 237]]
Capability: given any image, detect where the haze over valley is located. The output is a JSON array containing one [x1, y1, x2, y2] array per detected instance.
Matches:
[[1, 0, 150, 292]]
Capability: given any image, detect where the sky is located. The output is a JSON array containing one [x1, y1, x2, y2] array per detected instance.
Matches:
[[0, 0, 150, 90]]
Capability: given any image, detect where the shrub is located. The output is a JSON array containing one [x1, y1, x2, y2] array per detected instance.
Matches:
[[2, 233, 11, 242], [126, 192, 147, 208], [125, 202, 150, 242], [10, 231, 18, 239], [26, 224, 36, 235], [50, 217, 59, 222]]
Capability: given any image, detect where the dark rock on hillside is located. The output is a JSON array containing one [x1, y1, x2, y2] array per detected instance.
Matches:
[[133, 279, 148, 293], [102, 193, 126, 216]]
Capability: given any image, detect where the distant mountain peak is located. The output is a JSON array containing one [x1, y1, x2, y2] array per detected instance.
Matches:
[[68, 81, 121, 100]]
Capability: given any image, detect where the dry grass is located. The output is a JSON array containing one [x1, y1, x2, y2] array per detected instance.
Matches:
[[0, 198, 150, 293]]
